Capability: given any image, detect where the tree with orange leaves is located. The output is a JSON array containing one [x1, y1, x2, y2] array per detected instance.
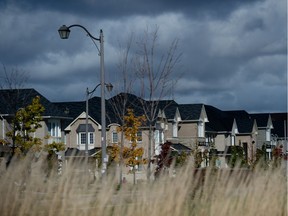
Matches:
[[110, 109, 146, 184]]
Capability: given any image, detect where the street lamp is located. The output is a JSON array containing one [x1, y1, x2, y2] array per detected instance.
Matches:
[[58, 24, 109, 175], [85, 83, 113, 175]]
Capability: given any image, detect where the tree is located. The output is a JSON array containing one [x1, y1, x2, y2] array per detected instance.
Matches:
[[44, 141, 65, 176], [154, 141, 173, 179], [108, 33, 140, 185], [227, 146, 246, 168], [0, 64, 29, 89], [193, 145, 204, 168], [134, 26, 182, 180], [110, 109, 146, 184], [109, 27, 181, 181], [6, 96, 45, 166]]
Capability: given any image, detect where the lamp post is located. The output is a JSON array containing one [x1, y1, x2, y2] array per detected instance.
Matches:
[[85, 83, 113, 175], [58, 24, 110, 175]]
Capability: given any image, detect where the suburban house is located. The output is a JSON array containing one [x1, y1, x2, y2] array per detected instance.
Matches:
[[0, 89, 71, 154], [0, 88, 287, 173], [250, 113, 287, 160]]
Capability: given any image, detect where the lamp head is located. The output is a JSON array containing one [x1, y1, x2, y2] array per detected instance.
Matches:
[[58, 25, 70, 39], [105, 83, 113, 92]]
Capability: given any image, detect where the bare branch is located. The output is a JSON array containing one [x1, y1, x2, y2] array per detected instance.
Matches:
[[1, 64, 29, 90]]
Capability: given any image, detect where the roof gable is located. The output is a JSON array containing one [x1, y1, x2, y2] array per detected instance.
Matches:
[[225, 110, 254, 134], [250, 113, 272, 128], [65, 111, 100, 131], [178, 104, 203, 121]]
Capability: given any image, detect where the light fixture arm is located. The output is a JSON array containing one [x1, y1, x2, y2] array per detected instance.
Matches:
[[87, 83, 113, 96], [67, 24, 100, 41]]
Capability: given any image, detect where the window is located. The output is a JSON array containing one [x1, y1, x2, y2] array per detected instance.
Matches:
[[137, 131, 142, 143], [172, 122, 178, 137], [78, 132, 94, 145], [80, 133, 86, 145], [266, 128, 271, 142], [112, 131, 118, 143], [76, 124, 95, 147], [89, 133, 94, 144], [231, 135, 235, 146], [198, 121, 204, 137], [48, 120, 61, 137], [154, 130, 160, 145], [135, 156, 144, 171], [154, 130, 164, 144], [47, 119, 61, 143]]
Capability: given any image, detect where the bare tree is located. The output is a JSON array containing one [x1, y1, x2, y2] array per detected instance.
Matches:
[[134, 26, 182, 180], [0, 64, 29, 90], [108, 27, 182, 182], [108, 33, 137, 185], [0, 65, 32, 167]]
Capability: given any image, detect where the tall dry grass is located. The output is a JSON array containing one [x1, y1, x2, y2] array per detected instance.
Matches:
[[0, 156, 287, 216]]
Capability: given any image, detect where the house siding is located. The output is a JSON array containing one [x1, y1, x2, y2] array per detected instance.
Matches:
[[65, 118, 101, 149], [214, 134, 230, 152]]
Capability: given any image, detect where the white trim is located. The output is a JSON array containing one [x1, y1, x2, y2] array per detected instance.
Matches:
[[65, 112, 100, 131]]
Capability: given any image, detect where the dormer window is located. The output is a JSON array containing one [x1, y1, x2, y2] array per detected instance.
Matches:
[[76, 124, 95, 150]]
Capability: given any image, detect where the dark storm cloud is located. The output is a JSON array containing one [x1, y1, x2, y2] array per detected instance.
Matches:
[[0, 0, 286, 113], [5, 0, 262, 19]]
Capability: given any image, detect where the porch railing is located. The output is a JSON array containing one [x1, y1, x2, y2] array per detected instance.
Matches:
[[167, 137, 211, 149]]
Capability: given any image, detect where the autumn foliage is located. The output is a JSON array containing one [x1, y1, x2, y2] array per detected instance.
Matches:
[[109, 109, 147, 171]]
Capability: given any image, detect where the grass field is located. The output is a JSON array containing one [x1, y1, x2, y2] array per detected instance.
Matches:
[[0, 157, 287, 216]]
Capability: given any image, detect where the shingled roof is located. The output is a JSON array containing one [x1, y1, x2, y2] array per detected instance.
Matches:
[[270, 113, 287, 138], [250, 113, 287, 138], [55, 97, 103, 128], [205, 105, 234, 132], [107, 92, 145, 124], [155, 100, 179, 120], [225, 110, 254, 134], [178, 104, 203, 121], [250, 113, 271, 128], [0, 88, 68, 118]]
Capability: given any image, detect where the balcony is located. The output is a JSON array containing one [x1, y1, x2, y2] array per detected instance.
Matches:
[[167, 137, 211, 149], [48, 137, 62, 144]]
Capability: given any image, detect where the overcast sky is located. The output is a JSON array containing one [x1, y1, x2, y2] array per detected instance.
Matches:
[[0, 0, 287, 113]]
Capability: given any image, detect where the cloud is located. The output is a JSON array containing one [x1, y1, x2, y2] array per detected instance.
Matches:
[[0, 0, 286, 113]]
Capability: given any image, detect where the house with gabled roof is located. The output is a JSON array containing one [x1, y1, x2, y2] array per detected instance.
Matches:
[[0, 88, 71, 156], [250, 113, 273, 148], [250, 113, 287, 160], [173, 104, 208, 148], [204, 106, 259, 167], [1, 88, 286, 174], [55, 97, 105, 158], [225, 110, 258, 163], [270, 113, 288, 152]]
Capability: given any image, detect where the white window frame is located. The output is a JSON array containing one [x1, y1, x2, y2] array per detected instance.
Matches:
[[198, 121, 204, 138], [48, 120, 61, 137], [78, 132, 94, 145], [231, 135, 235, 146], [266, 128, 271, 142], [112, 131, 118, 143], [172, 122, 178, 137]]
